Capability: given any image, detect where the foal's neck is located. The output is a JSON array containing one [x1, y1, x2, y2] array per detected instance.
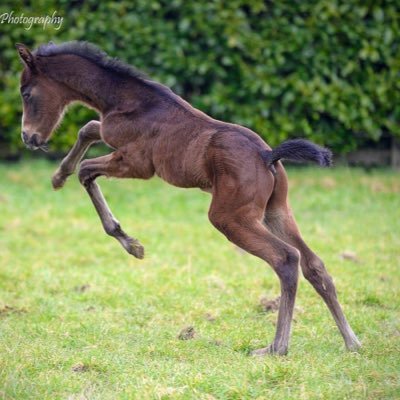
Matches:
[[42, 54, 142, 114]]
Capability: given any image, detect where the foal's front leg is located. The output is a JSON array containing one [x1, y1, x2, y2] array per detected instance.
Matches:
[[52, 120, 101, 189], [78, 152, 144, 259]]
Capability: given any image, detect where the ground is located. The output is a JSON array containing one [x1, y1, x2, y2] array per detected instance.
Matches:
[[0, 160, 399, 399]]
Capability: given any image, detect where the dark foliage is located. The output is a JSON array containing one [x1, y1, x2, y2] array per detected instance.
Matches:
[[0, 0, 398, 154]]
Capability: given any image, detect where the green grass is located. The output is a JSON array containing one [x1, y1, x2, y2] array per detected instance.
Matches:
[[0, 160, 399, 399]]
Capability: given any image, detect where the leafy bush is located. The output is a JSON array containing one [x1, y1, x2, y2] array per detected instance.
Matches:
[[0, 0, 399, 154]]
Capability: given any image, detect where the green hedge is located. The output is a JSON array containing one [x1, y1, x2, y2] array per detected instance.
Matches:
[[0, 0, 399, 154]]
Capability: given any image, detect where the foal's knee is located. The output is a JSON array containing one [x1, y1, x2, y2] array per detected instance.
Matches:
[[78, 120, 100, 143]]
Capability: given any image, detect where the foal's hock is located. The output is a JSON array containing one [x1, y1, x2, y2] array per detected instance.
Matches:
[[16, 41, 361, 355]]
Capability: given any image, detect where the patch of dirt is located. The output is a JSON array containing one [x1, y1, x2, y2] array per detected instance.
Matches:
[[0, 304, 27, 316], [370, 181, 386, 193], [295, 305, 304, 314], [340, 251, 360, 263], [204, 312, 216, 322], [321, 177, 337, 189], [201, 395, 217, 400], [206, 275, 226, 290], [178, 326, 196, 340], [361, 178, 400, 194], [7, 218, 21, 230], [67, 384, 96, 400], [72, 363, 89, 373], [74, 284, 91, 293], [259, 296, 280, 313]]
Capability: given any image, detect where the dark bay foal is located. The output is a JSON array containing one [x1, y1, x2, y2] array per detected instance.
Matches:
[[16, 41, 361, 355]]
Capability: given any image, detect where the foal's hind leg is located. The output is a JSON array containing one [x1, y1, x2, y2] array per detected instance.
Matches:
[[209, 183, 300, 355], [264, 185, 361, 351], [77, 152, 144, 259], [52, 120, 101, 189]]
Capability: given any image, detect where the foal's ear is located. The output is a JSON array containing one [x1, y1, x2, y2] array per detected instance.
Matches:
[[15, 43, 36, 69]]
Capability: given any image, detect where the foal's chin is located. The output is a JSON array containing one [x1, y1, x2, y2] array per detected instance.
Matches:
[[24, 143, 49, 152], [23, 134, 49, 152]]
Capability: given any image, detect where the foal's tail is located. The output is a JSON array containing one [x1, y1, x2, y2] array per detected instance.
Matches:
[[261, 139, 332, 173]]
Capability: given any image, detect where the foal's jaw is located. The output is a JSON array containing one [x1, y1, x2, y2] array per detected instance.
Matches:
[[20, 104, 66, 152]]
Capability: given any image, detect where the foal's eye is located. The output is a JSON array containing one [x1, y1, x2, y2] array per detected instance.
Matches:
[[22, 92, 31, 100]]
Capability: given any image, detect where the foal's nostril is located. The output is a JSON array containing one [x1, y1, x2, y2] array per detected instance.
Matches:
[[22, 131, 28, 143], [31, 134, 39, 147]]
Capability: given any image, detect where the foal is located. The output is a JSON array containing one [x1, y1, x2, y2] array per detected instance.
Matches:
[[16, 41, 361, 355]]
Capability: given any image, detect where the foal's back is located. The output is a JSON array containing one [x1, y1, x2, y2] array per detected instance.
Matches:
[[102, 78, 271, 191]]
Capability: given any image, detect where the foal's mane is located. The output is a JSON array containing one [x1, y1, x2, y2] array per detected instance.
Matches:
[[34, 41, 148, 81], [34, 41, 196, 114]]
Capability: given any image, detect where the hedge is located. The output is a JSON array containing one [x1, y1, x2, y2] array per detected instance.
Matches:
[[0, 0, 399, 154]]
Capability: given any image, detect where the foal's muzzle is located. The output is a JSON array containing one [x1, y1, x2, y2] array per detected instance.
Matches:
[[22, 131, 49, 152]]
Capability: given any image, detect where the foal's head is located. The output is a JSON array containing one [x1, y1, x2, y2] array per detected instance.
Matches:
[[16, 43, 68, 151]]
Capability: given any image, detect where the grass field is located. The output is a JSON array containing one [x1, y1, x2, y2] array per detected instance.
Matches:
[[0, 160, 399, 399]]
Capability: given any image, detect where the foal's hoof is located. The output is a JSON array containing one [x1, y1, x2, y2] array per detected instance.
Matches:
[[346, 337, 362, 352], [125, 237, 145, 259], [250, 344, 288, 357], [52, 171, 69, 190]]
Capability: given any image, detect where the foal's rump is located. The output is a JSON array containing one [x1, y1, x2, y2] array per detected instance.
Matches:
[[206, 128, 276, 208], [205, 130, 333, 212]]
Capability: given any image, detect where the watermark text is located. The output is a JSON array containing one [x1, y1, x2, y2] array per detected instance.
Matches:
[[0, 11, 63, 30]]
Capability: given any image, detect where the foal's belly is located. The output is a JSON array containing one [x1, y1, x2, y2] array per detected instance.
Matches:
[[154, 161, 211, 189], [152, 129, 214, 189]]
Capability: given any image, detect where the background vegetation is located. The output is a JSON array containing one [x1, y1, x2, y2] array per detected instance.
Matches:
[[1, 161, 399, 398], [0, 0, 399, 154]]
